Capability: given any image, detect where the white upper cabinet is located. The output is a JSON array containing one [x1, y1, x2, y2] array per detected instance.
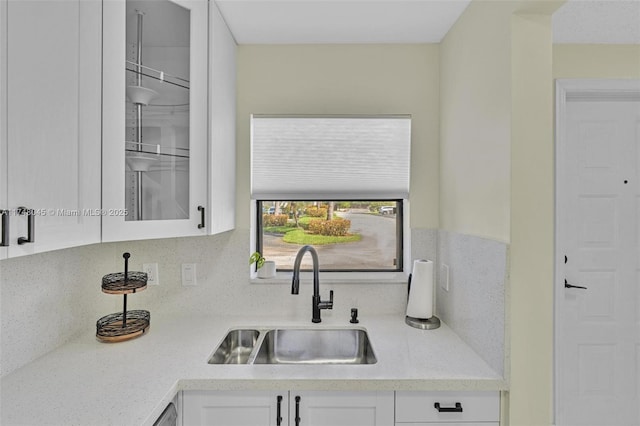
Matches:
[[102, 0, 209, 242], [208, 2, 236, 235], [1, 0, 7, 260], [0, 0, 236, 257], [1, 0, 102, 258]]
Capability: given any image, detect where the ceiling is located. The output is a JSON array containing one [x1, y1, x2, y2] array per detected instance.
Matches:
[[213, 0, 640, 45]]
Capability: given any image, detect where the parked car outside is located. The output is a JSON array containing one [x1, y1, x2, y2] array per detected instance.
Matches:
[[379, 206, 395, 215]]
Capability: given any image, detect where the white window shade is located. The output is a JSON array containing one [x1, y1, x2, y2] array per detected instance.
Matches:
[[251, 115, 411, 200]]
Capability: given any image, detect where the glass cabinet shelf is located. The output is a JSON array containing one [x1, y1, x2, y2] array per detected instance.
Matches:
[[125, 141, 189, 159], [126, 60, 189, 89]]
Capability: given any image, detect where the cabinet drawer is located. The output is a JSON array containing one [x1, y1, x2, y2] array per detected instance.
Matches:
[[395, 391, 499, 423], [397, 423, 499, 426]]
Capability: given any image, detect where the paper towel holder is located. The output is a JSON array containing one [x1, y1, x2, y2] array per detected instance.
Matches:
[[405, 270, 441, 330], [405, 315, 441, 330]]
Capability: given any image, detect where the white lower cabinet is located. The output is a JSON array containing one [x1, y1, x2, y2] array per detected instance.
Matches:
[[183, 390, 286, 426], [395, 391, 500, 425], [292, 391, 394, 426], [182, 390, 394, 426]]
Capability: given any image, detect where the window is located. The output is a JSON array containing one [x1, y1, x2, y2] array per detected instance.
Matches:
[[251, 115, 411, 272], [258, 200, 403, 271]]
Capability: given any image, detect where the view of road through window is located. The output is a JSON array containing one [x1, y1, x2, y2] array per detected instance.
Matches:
[[260, 201, 400, 271]]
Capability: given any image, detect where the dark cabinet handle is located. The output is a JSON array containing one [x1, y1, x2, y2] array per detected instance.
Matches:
[[434, 402, 463, 413], [564, 279, 587, 290], [17, 207, 35, 245], [197, 205, 205, 229], [295, 395, 301, 426], [276, 395, 283, 426], [1, 210, 8, 247]]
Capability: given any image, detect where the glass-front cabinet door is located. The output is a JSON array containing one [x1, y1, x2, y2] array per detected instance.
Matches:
[[102, 0, 207, 242]]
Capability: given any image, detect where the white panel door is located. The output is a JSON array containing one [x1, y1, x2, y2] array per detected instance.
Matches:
[[5, 0, 101, 257], [557, 92, 640, 425], [182, 390, 287, 426], [290, 391, 394, 426]]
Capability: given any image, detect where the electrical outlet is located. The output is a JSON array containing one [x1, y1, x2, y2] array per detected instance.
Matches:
[[441, 264, 450, 292], [143, 263, 159, 286], [182, 263, 197, 286]]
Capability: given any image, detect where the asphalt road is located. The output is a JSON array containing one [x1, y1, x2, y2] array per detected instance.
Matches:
[[263, 209, 398, 270]]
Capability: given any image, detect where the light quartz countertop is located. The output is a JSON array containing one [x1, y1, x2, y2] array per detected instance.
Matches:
[[1, 312, 506, 426]]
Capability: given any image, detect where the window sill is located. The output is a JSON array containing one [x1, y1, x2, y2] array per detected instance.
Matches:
[[250, 271, 408, 285]]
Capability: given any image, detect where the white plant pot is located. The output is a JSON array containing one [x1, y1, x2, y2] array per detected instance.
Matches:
[[257, 261, 276, 279]]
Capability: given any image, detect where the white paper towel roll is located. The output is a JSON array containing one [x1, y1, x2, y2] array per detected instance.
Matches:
[[406, 259, 434, 319]]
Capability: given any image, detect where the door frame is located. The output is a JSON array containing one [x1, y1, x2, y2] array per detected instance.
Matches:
[[554, 78, 640, 425]]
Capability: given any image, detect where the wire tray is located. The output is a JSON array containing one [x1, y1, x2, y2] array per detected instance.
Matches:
[[96, 310, 150, 343], [101, 271, 147, 294]]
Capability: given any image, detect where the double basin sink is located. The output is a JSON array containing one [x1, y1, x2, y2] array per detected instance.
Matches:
[[209, 327, 377, 365]]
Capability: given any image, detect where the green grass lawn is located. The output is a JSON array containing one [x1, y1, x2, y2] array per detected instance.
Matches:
[[263, 224, 295, 234], [281, 228, 361, 245], [264, 216, 361, 245]]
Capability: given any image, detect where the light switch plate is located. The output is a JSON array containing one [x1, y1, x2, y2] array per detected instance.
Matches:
[[143, 263, 159, 286], [441, 264, 450, 292], [182, 263, 197, 286]]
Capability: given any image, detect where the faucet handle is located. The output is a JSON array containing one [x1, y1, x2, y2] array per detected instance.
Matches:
[[319, 290, 333, 310]]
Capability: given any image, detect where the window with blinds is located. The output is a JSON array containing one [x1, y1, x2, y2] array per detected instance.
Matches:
[[251, 115, 411, 272]]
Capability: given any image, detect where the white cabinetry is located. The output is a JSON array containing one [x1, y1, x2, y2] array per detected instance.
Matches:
[[208, 3, 236, 234], [182, 390, 394, 426], [183, 390, 287, 426], [1, 0, 236, 258], [0, 0, 102, 259], [102, 0, 209, 242], [1, 0, 8, 260], [395, 391, 500, 425], [292, 391, 394, 426]]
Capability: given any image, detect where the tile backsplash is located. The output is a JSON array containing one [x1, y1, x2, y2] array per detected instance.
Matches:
[[1, 227, 507, 378], [436, 230, 508, 376]]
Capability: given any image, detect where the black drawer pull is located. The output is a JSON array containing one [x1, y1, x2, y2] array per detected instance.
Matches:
[[295, 395, 301, 426], [434, 402, 463, 413], [276, 395, 283, 426], [1, 210, 8, 247], [17, 207, 35, 245], [197, 205, 205, 229]]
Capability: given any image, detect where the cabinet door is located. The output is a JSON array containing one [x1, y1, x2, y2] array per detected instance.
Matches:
[[395, 391, 500, 423], [208, 1, 236, 234], [102, 0, 208, 242], [0, 0, 7, 260], [5, 0, 102, 258], [397, 423, 499, 426], [291, 391, 394, 426], [182, 390, 288, 426]]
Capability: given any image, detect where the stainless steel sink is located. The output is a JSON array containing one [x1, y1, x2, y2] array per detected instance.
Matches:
[[208, 327, 376, 365], [208, 329, 260, 364], [253, 328, 377, 365]]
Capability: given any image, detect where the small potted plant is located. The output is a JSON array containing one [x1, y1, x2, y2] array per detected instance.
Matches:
[[250, 251, 276, 279]]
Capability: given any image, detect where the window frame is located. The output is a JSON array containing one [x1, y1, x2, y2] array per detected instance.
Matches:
[[256, 199, 404, 273]]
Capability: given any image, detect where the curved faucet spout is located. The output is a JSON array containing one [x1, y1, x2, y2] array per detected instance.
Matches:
[[291, 245, 319, 295], [291, 245, 333, 323]]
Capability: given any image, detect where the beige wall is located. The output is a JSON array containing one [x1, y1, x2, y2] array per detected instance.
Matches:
[[439, 1, 512, 243], [554, 44, 640, 78], [236, 44, 440, 229], [440, 2, 563, 425], [510, 12, 556, 426]]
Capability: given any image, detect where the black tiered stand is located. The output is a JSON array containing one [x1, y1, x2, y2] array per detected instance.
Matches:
[[96, 252, 150, 343]]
